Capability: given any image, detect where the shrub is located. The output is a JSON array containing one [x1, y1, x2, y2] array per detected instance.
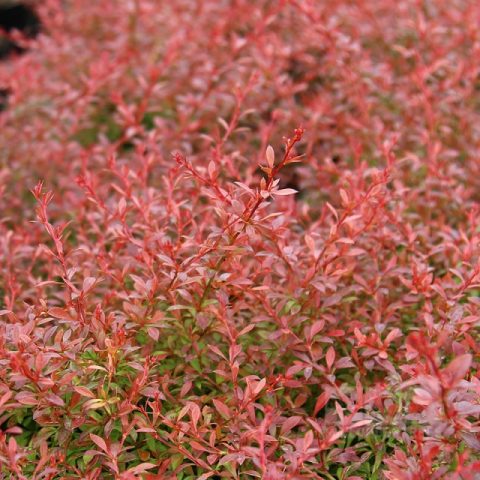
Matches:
[[0, 0, 479, 478]]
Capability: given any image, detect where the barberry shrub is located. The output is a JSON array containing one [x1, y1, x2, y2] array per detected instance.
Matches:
[[0, 1, 479, 479]]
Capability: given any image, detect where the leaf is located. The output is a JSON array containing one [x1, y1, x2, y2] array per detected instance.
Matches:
[[170, 453, 184, 470], [311, 320, 325, 337], [84, 399, 107, 410], [46, 393, 65, 407], [304, 430, 314, 450], [207, 345, 226, 360], [127, 462, 157, 474], [266, 145, 275, 168], [345, 248, 367, 257], [146, 327, 160, 341], [82, 276, 97, 293], [217, 117, 229, 131], [73, 386, 96, 398], [15, 392, 38, 406], [314, 391, 330, 416], [281, 416, 302, 435], [350, 419, 373, 429], [238, 324, 255, 336], [8, 437, 17, 456], [87, 365, 108, 372], [90, 434, 109, 453], [384, 328, 402, 345], [326, 346, 336, 370], [208, 160, 216, 179], [234, 181, 254, 195], [198, 473, 216, 480], [328, 430, 344, 444], [253, 378, 266, 395], [272, 188, 298, 196], [190, 440, 208, 452], [0, 391, 12, 408], [442, 354, 472, 388], [339, 188, 349, 205], [213, 399, 231, 419], [180, 381, 193, 397], [413, 388, 433, 406], [189, 402, 201, 429], [48, 307, 72, 320]]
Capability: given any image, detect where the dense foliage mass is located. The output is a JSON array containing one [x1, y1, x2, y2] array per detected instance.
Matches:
[[0, 1, 480, 478]]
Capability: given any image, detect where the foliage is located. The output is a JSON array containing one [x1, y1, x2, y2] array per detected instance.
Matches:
[[0, 0, 480, 478]]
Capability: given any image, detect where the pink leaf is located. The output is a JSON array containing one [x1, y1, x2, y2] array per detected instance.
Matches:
[[0, 391, 12, 408], [46, 393, 65, 407], [326, 347, 336, 370], [272, 188, 298, 196], [190, 440, 208, 452], [15, 392, 38, 406], [442, 354, 472, 388], [350, 419, 373, 429], [253, 378, 266, 395], [281, 416, 302, 435], [90, 434, 109, 453], [189, 402, 201, 429], [213, 399, 231, 419], [82, 276, 97, 293], [266, 145, 275, 168], [180, 381, 193, 397], [48, 307, 72, 320], [146, 327, 160, 341]]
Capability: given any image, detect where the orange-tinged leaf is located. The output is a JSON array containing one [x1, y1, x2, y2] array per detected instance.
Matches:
[[49, 307, 72, 320], [73, 386, 96, 398], [127, 462, 157, 474]]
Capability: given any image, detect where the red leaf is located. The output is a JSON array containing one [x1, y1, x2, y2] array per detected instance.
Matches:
[[314, 391, 330, 416]]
